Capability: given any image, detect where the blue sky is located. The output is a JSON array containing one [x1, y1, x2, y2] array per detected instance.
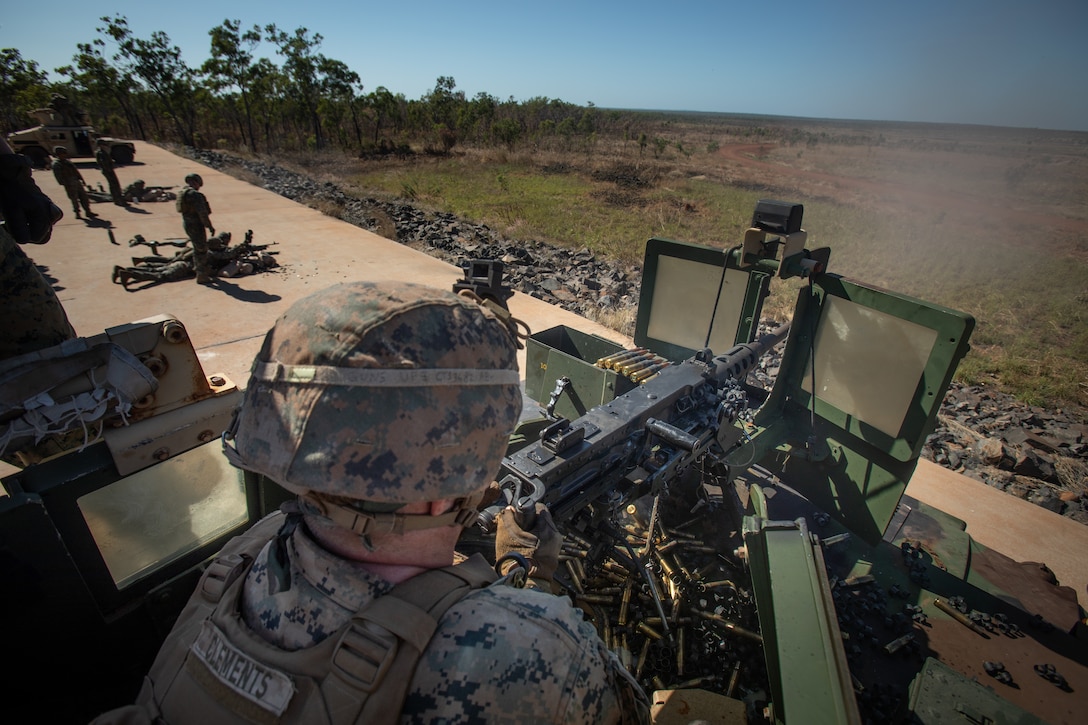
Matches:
[[3, 0, 1087, 131]]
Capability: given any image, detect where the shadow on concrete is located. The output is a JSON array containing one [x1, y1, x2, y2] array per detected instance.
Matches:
[[34, 264, 66, 292], [212, 279, 281, 304]]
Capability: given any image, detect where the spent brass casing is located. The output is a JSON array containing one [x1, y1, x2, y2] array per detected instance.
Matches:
[[934, 599, 991, 639], [578, 594, 616, 605], [637, 621, 664, 641], [643, 616, 693, 627], [726, 661, 742, 697], [676, 627, 685, 676], [702, 580, 737, 591], [635, 638, 651, 679], [619, 581, 633, 626], [564, 559, 584, 594], [601, 615, 612, 649], [653, 550, 677, 580], [883, 632, 915, 654], [693, 610, 763, 643], [600, 570, 628, 585], [656, 538, 681, 554]]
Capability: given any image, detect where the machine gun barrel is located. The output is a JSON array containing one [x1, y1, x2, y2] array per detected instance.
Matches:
[[710, 322, 790, 382], [496, 322, 791, 531]]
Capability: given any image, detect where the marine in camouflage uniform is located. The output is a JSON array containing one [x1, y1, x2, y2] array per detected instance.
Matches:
[[111, 257, 193, 287], [92, 282, 647, 724], [122, 179, 176, 203], [112, 232, 277, 287], [1, 140, 76, 360], [51, 146, 96, 219], [95, 140, 125, 205], [176, 173, 215, 284], [0, 225, 76, 360]]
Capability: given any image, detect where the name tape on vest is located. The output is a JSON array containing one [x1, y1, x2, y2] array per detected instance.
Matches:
[[192, 620, 295, 716]]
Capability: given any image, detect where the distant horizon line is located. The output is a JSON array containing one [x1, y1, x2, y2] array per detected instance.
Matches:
[[597, 107, 1088, 135]]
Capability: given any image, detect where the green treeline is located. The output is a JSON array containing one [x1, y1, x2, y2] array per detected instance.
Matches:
[[1, 15, 625, 156]]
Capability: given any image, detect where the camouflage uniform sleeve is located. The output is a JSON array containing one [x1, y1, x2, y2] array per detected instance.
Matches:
[[0, 225, 77, 359], [199, 191, 212, 226], [405, 586, 649, 724]]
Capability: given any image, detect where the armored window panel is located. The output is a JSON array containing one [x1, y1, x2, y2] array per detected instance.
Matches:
[[791, 275, 974, 463], [801, 295, 938, 441], [79, 444, 248, 589], [635, 238, 770, 360]]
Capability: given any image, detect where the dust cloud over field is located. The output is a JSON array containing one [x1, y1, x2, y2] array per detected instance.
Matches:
[[701, 120, 1088, 407]]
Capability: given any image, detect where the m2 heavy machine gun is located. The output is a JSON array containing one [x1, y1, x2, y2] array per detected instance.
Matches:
[[487, 201, 1085, 724]]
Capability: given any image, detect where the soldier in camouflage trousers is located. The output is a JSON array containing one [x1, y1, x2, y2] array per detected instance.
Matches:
[[176, 173, 215, 284], [95, 140, 125, 205], [93, 281, 648, 724], [51, 146, 96, 219]]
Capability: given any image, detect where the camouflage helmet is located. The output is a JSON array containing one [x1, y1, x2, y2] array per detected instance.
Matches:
[[223, 281, 522, 503], [185, 173, 202, 186]]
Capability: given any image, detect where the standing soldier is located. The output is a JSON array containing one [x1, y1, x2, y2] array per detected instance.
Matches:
[[95, 140, 125, 206], [176, 173, 215, 285], [51, 146, 96, 219]]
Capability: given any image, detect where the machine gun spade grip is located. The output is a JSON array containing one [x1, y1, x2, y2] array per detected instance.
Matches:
[[476, 474, 546, 532]]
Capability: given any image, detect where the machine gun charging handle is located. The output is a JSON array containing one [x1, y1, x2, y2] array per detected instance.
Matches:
[[476, 475, 544, 532]]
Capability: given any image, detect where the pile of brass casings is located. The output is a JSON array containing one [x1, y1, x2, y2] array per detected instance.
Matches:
[[554, 476, 769, 703]]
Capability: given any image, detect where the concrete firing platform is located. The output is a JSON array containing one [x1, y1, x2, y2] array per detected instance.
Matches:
[[21, 141, 1086, 607], [27, 141, 626, 384]]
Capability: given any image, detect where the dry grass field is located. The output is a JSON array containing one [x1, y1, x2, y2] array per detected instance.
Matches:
[[277, 114, 1088, 411]]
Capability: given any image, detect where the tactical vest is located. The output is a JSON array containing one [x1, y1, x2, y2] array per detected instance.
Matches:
[[175, 187, 192, 215], [137, 512, 500, 724], [176, 187, 205, 217]]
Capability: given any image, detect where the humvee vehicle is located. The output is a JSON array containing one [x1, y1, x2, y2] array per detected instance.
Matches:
[[7, 106, 136, 168], [2, 200, 1083, 723]]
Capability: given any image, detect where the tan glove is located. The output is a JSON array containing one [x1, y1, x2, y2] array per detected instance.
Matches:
[[495, 503, 561, 587]]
